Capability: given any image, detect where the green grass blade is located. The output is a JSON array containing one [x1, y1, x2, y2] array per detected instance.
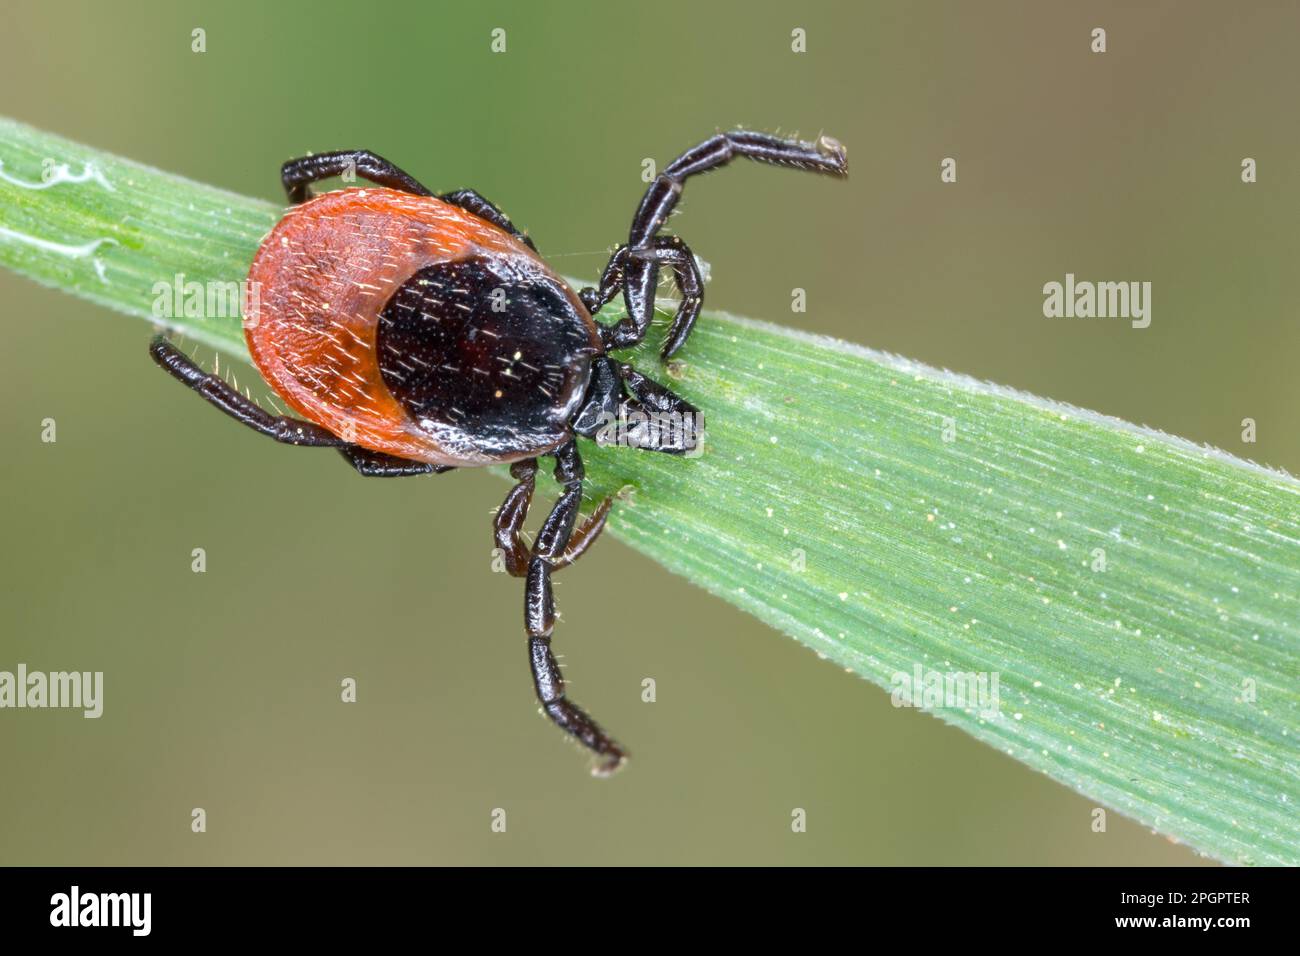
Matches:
[[2, 116, 1296, 864]]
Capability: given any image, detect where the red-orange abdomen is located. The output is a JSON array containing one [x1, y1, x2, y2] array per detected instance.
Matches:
[[244, 188, 600, 466]]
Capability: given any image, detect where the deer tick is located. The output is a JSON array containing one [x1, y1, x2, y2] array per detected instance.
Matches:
[[150, 130, 849, 774]]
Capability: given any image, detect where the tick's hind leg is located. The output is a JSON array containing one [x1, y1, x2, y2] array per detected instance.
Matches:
[[281, 150, 434, 204], [338, 444, 454, 477], [438, 189, 536, 251], [150, 335, 347, 447], [500, 442, 626, 774], [151, 335, 440, 477]]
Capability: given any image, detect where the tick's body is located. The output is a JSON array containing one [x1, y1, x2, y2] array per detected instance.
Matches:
[[151, 131, 847, 773], [246, 189, 599, 467]]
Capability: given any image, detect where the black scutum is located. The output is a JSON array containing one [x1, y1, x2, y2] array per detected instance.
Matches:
[[376, 255, 595, 457]]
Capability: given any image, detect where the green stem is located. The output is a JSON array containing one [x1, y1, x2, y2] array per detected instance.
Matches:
[[3, 117, 1296, 864]]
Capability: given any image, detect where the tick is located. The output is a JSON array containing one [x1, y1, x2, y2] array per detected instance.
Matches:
[[150, 130, 848, 774]]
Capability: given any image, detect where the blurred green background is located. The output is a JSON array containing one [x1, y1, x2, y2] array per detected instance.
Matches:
[[2, 1, 1296, 865]]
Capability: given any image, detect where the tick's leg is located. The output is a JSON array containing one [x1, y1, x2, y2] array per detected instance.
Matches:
[[619, 236, 703, 360], [600, 130, 847, 355], [590, 237, 702, 360], [150, 335, 346, 447], [619, 363, 700, 416], [152, 335, 439, 474], [439, 188, 536, 251], [338, 444, 453, 477], [494, 459, 538, 577], [281, 150, 434, 204], [615, 362, 703, 455], [579, 244, 629, 315], [523, 441, 626, 775], [494, 460, 613, 577], [552, 496, 613, 571]]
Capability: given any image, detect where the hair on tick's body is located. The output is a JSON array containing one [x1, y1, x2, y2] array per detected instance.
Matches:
[[150, 130, 848, 774]]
